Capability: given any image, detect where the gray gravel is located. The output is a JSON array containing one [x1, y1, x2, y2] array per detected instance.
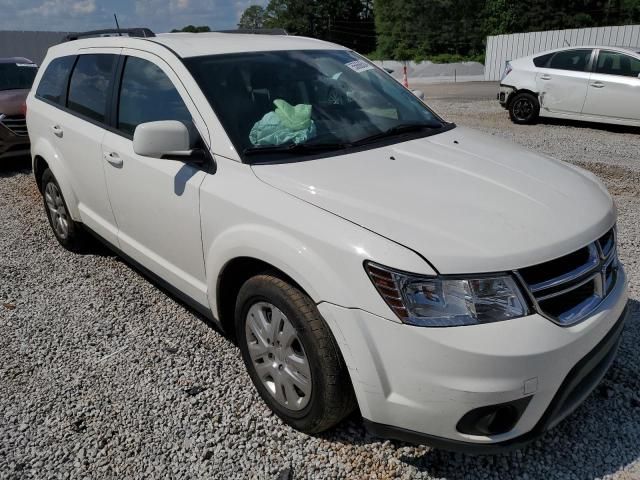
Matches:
[[1, 97, 639, 479]]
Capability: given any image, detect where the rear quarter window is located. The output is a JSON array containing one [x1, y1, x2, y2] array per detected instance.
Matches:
[[533, 53, 553, 68], [35, 56, 76, 104]]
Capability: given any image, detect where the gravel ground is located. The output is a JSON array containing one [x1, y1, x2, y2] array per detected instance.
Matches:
[[1, 97, 639, 479]]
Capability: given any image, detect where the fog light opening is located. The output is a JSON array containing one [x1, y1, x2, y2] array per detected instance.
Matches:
[[456, 396, 532, 436]]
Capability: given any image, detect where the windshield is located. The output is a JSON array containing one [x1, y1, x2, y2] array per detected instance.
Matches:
[[0, 62, 38, 91], [185, 50, 449, 162]]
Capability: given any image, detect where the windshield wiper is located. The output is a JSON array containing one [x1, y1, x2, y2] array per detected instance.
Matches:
[[351, 122, 443, 147], [243, 142, 350, 156]]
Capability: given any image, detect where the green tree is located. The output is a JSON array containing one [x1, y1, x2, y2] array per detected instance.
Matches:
[[171, 25, 211, 33], [238, 5, 267, 29], [241, 0, 376, 52]]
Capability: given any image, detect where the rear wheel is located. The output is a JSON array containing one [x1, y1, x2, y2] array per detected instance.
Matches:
[[235, 273, 355, 433], [509, 92, 540, 124], [41, 169, 88, 251]]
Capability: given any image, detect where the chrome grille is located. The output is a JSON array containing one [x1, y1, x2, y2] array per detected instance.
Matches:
[[516, 227, 620, 326], [0, 114, 28, 136]]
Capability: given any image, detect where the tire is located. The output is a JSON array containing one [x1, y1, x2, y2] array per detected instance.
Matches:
[[508, 92, 540, 124], [41, 169, 88, 252], [235, 273, 356, 434]]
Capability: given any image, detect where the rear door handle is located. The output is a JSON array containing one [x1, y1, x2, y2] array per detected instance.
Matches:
[[591, 81, 605, 88], [104, 151, 123, 167], [51, 125, 63, 138], [540, 74, 552, 80]]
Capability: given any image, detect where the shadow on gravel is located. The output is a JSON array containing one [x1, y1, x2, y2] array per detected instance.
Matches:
[[394, 298, 640, 480], [0, 155, 31, 175], [535, 117, 640, 135]]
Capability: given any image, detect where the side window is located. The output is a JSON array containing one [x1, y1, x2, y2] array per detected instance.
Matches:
[[548, 49, 592, 72], [533, 53, 553, 68], [595, 51, 640, 78], [117, 57, 194, 139], [35, 56, 75, 105], [67, 54, 117, 123]]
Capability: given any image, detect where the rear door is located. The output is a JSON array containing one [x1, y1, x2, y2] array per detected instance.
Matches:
[[101, 50, 210, 306], [35, 50, 121, 245], [535, 49, 593, 114], [581, 50, 640, 122]]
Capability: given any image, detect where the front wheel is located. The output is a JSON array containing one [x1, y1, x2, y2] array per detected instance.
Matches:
[[508, 92, 540, 124], [235, 273, 355, 434]]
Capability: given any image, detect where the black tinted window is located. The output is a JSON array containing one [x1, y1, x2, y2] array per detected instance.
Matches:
[[68, 54, 116, 123], [0, 62, 38, 91], [548, 49, 592, 72], [533, 53, 553, 67], [595, 51, 640, 77], [35, 56, 74, 104], [118, 57, 193, 138]]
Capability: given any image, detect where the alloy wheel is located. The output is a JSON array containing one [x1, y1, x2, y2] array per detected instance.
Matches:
[[512, 98, 534, 122]]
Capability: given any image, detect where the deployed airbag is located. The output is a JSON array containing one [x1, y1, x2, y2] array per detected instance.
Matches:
[[249, 99, 316, 146]]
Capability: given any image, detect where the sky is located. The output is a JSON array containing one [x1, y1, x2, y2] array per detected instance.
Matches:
[[0, 0, 269, 33]]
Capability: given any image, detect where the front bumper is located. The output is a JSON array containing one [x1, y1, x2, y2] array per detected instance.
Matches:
[[0, 121, 30, 159], [318, 266, 628, 452]]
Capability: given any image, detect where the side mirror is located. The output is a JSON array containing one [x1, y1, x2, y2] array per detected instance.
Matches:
[[133, 120, 191, 158], [411, 89, 425, 100]]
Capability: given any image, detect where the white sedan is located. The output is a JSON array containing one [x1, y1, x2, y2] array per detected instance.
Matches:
[[499, 46, 640, 126]]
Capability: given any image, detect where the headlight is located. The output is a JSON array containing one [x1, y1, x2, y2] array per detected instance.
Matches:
[[365, 262, 529, 327]]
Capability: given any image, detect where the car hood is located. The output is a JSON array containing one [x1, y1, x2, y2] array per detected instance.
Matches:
[[251, 127, 615, 274], [0, 89, 29, 116]]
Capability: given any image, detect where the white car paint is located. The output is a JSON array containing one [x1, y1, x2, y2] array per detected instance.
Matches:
[[27, 33, 628, 450], [500, 45, 640, 126]]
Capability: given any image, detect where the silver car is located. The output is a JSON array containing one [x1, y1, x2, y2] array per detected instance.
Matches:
[[498, 46, 640, 126]]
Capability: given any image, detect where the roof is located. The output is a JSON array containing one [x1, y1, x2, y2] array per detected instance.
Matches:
[[49, 32, 346, 59], [0, 57, 35, 64], [526, 45, 640, 58], [152, 32, 345, 57]]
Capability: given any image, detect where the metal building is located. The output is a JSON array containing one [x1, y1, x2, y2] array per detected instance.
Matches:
[[485, 24, 640, 81], [0, 31, 71, 65]]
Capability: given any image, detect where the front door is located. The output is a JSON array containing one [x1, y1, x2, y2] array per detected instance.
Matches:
[[582, 50, 640, 122], [101, 52, 211, 306], [535, 49, 593, 114]]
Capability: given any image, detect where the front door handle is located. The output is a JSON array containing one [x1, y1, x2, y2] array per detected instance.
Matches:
[[591, 81, 605, 88], [540, 74, 552, 80], [104, 151, 123, 167], [51, 125, 63, 138]]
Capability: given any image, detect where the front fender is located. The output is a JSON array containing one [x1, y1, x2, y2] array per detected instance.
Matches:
[[201, 160, 436, 322]]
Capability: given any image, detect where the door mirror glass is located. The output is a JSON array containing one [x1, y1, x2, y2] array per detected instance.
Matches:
[[133, 120, 191, 158]]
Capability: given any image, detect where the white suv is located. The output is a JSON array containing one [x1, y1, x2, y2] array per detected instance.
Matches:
[[27, 29, 628, 452], [499, 46, 640, 126]]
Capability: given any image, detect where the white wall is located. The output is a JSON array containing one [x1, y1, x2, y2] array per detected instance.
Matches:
[[485, 25, 640, 81]]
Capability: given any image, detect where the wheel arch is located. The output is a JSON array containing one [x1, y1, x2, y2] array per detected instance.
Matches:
[[31, 138, 81, 220], [216, 256, 311, 342], [508, 88, 540, 107]]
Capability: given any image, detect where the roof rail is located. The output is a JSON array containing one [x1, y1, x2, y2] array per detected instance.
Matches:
[[64, 28, 155, 41], [214, 28, 288, 35]]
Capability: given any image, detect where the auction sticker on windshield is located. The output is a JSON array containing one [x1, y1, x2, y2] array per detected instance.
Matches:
[[345, 59, 374, 73]]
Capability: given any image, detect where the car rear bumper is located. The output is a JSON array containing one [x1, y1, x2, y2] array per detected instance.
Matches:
[[318, 266, 628, 452]]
